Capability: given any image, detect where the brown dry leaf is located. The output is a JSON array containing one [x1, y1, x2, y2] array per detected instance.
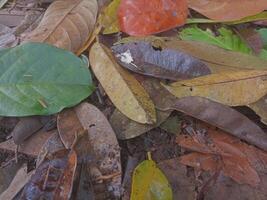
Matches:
[[0, 129, 55, 157], [89, 42, 156, 124], [20, 149, 77, 200], [163, 70, 267, 106], [57, 108, 85, 149], [248, 95, 267, 125], [188, 0, 267, 21], [23, 0, 98, 53], [177, 127, 267, 187], [0, 165, 35, 200], [117, 37, 267, 73], [75, 102, 121, 198], [166, 96, 267, 151]]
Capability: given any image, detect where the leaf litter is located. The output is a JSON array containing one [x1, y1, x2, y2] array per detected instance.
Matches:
[[1, 0, 267, 199]]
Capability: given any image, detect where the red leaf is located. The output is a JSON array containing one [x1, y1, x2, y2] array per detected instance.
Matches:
[[118, 0, 188, 36]]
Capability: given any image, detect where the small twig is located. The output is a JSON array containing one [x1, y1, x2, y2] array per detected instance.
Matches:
[[95, 172, 121, 181]]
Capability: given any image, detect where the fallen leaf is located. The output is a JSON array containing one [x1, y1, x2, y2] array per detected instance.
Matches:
[[23, 0, 98, 53], [99, 0, 120, 34], [0, 24, 17, 49], [89, 42, 156, 124], [110, 109, 170, 140], [0, 130, 55, 157], [158, 159, 197, 200], [177, 126, 267, 187], [57, 108, 85, 149], [11, 117, 43, 144], [188, 0, 267, 21], [0, 10, 25, 27], [0, 0, 8, 8], [0, 42, 94, 116], [117, 37, 267, 72], [180, 26, 252, 54], [163, 70, 267, 106], [160, 115, 182, 135], [20, 149, 77, 200], [118, 0, 188, 36], [0, 165, 35, 200], [75, 102, 122, 198], [166, 96, 267, 151], [248, 95, 267, 125], [109, 78, 174, 140], [186, 11, 267, 25], [131, 153, 173, 200], [112, 41, 211, 80]]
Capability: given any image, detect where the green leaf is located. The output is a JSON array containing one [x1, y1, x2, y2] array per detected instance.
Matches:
[[0, 42, 94, 116], [131, 153, 172, 200], [257, 28, 267, 48], [180, 26, 252, 54], [187, 11, 267, 25]]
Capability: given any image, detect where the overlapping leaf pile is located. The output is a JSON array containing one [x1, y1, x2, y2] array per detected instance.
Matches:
[[1, 0, 267, 199]]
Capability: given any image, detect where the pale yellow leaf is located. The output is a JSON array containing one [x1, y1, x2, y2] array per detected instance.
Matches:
[[162, 70, 267, 106], [89, 42, 156, 124], [23, 0, 98, 53]]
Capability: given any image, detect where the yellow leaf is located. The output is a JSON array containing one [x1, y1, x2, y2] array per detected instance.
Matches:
[[23, 0, 98, 53], [131, 153, 172, 200], [99, 0, 120, 34], [162, 70, 267, 106], [89, 42, 156, 124]]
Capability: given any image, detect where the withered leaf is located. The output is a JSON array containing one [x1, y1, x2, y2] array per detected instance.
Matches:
[[167, 96, 267, 151], [188, 0, 267, 21], [21, 149, 77, 200], [248, 95, 267, 125], [177, 127, 267, 187], [75, 103, 121, 198], [163, 70, 267, 106], [112, 41, 211, 80], [23, 0, 98, 53], [89, 42, 156, 124], [57, 108, 85, 149]]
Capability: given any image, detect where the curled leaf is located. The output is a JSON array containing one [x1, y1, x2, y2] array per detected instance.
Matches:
[[89, 42, 156, 124], [23, 0, 98, 53], [112, 41, 211, 80]]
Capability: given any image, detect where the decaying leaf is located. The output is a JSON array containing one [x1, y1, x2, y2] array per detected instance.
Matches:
[[0, 0, 8, 9], [248, 95, 267, 125], [0, 129, 55, 157], [163, 70, 267, 106], [165, 96, 267, 151], [0, 42, 94, 116], [117, 37, 267, 73], [0, 165, 34, 200], [58, 108, 85, 149], [23, 0, 98, 53], [110, 78, 174, 139], [21, 150, 77, 200], [112, 41, 211, 80], [99, 0, 120, 34], [131, 153, 172, 200], [75, 102, 122, 198], [180, 26, 252, 54], [0, 24, 17, 49], [188, 0, 267, 21], [11, 117, 43, 144], [160, 115, 182, 135], [118, 0, 188, 36], [89, 42, 156, 124], [177, 126, 267, 187]]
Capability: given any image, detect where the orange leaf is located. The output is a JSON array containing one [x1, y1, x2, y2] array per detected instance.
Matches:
[[188, 0, 267, 21], [118, 0, 188, 36]]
